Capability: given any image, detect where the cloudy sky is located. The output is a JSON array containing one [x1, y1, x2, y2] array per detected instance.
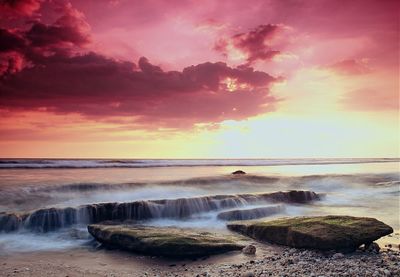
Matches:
[[0, 0, 398, 158]]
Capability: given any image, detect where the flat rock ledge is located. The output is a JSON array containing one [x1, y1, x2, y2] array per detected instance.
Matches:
[[227, 215, 393, 252], [88, 224, 243, 257]]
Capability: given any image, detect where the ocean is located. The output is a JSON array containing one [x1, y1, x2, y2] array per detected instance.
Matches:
[[0, 158, 399, 254]]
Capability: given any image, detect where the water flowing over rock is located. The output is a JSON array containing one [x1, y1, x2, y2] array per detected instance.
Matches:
[[217, 205, 285, 221], [227, 216, 393, 252], [87, 224, 243, 257], [0, 190, 320, 232]]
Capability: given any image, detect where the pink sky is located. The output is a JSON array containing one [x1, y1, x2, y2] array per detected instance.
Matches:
[[0, 0, 398, 158]]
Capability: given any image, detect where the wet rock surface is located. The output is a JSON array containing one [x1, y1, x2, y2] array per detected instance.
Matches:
[[227, 215, 393, 252], [88, 224, 244, 257]]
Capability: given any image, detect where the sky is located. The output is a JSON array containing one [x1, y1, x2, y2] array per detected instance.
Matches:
[[0, 0, 398, 158]]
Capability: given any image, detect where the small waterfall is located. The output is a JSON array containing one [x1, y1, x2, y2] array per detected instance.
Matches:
[[0, 190, 320, 233], [217, 205, 285, 221]]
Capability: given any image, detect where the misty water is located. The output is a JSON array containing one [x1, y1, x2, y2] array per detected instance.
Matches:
[[0, 159, 399, 254]]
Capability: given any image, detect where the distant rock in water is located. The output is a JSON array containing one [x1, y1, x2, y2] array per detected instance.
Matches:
[[217, 205, 284, 221], [88, 224, 243, 257], [0, 190, 320, 233], [232, 170, 246, 175], [227, 216, 393, 252]]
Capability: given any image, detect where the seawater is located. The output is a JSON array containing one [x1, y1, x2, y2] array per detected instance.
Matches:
[[0, 159, 398, 254]]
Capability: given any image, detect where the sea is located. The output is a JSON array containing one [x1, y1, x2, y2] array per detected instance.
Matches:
[[0, 158, 399, 254]]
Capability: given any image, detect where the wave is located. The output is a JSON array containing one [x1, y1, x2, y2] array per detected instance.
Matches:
[[0, 158, 398, 169]]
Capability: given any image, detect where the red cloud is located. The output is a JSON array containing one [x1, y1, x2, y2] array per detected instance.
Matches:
[[0, 0, 42, 16], [0, 3, 280, 128], [26, 4, 91, 49], [215, 24, 281, 65], [0, 3, 91, 76], [0, 53, 278, 127], [327, 59, 371, 75]]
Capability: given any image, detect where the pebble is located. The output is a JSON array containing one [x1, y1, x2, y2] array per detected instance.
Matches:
[[242, 271, 255, 277], [332, 253, 345, 259], [242, 244, 257, 255]]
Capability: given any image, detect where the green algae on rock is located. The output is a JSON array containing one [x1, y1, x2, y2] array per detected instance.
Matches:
[[227, 215, 393, 252], [88, 224, 243, 257]]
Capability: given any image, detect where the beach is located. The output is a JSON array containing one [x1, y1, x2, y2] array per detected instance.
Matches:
[[1, 237, 399, 276]]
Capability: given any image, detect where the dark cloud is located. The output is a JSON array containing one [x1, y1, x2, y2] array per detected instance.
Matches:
[[0, 28, 26, 52], [215, 24, 281, 65], [0, 0, 42, 16], [0, 3, 91, 76], [0, 28, 27, 75], [0, 53, 278, 127]]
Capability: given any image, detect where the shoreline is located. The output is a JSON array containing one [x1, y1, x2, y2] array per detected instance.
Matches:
[[1, 238, 399, 277]]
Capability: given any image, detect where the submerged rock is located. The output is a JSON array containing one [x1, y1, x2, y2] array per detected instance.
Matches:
[[232, 170, 246, 175], [88, 224, 243, 257], [227, 215, 393, 252], [217, 205, 284, 221]]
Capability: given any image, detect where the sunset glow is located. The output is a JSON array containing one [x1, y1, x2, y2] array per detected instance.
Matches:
[[0, 0, 398, 158]]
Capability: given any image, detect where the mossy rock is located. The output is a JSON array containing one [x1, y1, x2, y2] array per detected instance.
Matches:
[[88, 224, 243, 257], [227, 215, 393, 252]]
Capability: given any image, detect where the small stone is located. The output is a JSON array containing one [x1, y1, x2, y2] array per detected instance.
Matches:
[[365, 242, 380, 253], [242, 272, 255, 277], [242, 245, 256, 255], [332, 253, 345, 259]]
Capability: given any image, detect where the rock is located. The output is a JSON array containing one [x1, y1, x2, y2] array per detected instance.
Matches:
[[88, 224, 243, 257], [242, 272, 254, 277], [232, 170, 246, 175], [242, 245, 256, 255], [227, 215, 393, 252], [217, 205, 284, 221], [365, 242, 380, 253], [332, 253, 344, 259]]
